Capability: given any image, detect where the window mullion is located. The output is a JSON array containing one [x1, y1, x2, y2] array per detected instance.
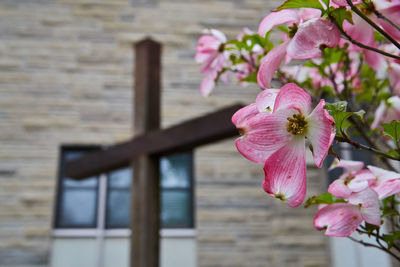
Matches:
[[95, 174, 107, 267]]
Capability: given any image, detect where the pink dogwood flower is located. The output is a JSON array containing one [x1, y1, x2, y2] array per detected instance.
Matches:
[[371, 96, 400, 129], [328, 159, 376, 198], [195, 29, 228, 96], [257, 9, 340, 88], [367, 165, 400, 199], [232, 83, 335, 207], [314, 188, 380, 237]]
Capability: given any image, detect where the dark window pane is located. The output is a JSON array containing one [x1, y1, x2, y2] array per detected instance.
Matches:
[[160, 153, 191, 188], [63, 177, 98, 188], [56, 147, 100, 228], [106, 167, 132, 228], [161, 190, 191, 228], [58, 189, 98, 228], [108, 168, 132, 188], [106, 190, 131, 228]]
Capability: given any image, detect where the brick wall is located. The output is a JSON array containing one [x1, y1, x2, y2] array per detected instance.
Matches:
[[0, 0, 331, 266]]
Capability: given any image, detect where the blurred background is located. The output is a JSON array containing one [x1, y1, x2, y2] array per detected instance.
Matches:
[[0, 0, 352, 266]]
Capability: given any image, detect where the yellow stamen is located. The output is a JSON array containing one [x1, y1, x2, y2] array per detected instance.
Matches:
[[286, 114, 308, 135]]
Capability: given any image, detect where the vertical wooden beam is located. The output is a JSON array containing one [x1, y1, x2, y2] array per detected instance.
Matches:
[[130, 39, 161, 267]]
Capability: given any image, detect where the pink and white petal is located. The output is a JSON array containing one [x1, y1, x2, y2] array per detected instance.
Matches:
[[329, 159, 364, 173], [371, 100, 387, 129], [257, 42, 289, 89], [219, 71, 230, 84], [287, 19, 340, 59], [306, 99, 335, 167], [314, 203, 363, 237], [196, 35, 220, 53], [255, 89, 280, 113], [258, 9, 299, 37], [232, 103, 259, 127], [328, 177, 354, 199], [200, 71, 217, 97], [235, 109, 294, 163], [372, 179, 400, 199], [380, 20, 400, 41], [199, 51, 219, 74], [347, 188, 380, 226], [273, 83, 311, 114], [364, 47, 388, 72], [343, 14, 375, 48], [367, 165, 400, 184], [349, 170, 376, 191], [262, 138, 307, 207], [210, 29, 227, 43], [298, 8, 322, 21], [388, 64, 400, 95]]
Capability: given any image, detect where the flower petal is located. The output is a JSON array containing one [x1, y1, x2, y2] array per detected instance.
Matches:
[[348, 188, 380, 226], [328, 169, 375, 199], [343, 14, 375, 48], [196, 35, 220, 54], [329, 159, 364, 173], [273, 83, 311, 114], [258, 9, 299, 37], [234, 109, 294, 163], [263, 138, 306, 207], [371, 100, 386, 129], [287, 18, 340, 59], [367, 165, 400, 184], [328, 174, 354, 199], [314, 203, 363, 237], [348, 170, 376, 191], [368, 165, 400, 199], [306, 99, 335, 167], [257, 42, 289, 89], [255, 89, 280, 113], [231, 103, 259, 127], [373, 179, 400, 199], [200, 71, 217, 97]]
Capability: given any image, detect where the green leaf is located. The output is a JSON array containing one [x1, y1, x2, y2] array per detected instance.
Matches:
[[325, 101, 347, 113], [226, 40, 245, 50], [364, 223, 380, 236], [275, 0, 324, 11], [381, 206, 400, 218], [305, 192, 346, 208], [386, 150, 400, 158], [325, 101, 365, 137], [240, 71, 258, 83], [383, 231, 400, 249], [329, 7, 353, 27], [382, 121, 400, 148], [321, 0, 329, 7]]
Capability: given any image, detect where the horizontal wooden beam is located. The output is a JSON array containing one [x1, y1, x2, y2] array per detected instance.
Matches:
[[64, 103, 244, 179]]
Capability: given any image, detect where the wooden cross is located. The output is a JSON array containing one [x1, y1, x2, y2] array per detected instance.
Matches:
[[64, 39, 243, 267]]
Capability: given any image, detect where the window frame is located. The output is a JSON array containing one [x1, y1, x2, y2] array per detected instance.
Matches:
[[53, 145, 196, 238]]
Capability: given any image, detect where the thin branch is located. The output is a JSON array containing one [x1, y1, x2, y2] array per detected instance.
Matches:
[[336, 135, 399, 162], [348, 235, 400, 261], [330, 16, 400, 61], [345, 0, 400, 50], [372, 9, 400, 33]]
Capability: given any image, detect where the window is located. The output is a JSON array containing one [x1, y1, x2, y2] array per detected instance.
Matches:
[[55, 146, 194, 230]]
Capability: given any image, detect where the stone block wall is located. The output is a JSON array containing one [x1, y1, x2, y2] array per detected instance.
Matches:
[[0, 0, 331, 266]]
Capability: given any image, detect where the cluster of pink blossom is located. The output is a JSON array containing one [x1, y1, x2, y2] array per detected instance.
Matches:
[[232, 83, 335, 207], [196, 0, 400, 252], [315, 159, 400, 236]]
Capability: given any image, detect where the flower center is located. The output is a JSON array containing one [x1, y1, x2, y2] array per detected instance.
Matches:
[[286, 114, 307, 135], [288, 23, 298, 38], [344, 174, 355, 185]]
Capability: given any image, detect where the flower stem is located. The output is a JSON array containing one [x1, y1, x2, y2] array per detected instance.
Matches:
[[329, 16, 400, 61], [345, 0, 400, 50]]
